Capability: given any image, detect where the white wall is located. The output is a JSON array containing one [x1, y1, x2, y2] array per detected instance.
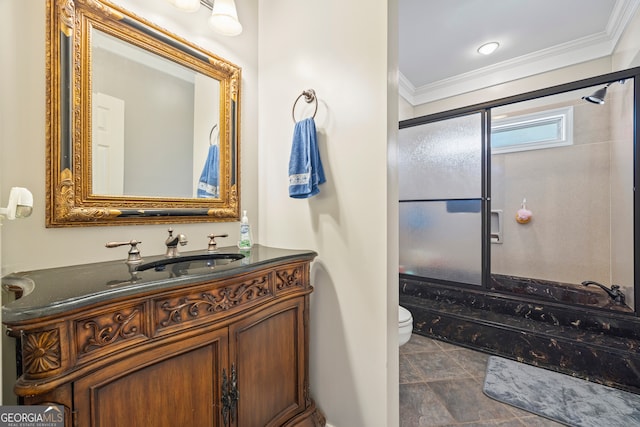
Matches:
[[0, 0, 35, 404], [257, 0, 398, 426]]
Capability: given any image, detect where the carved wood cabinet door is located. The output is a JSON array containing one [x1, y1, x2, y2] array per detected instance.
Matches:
[[230, 297, 307, 427], [72, 328, 229, 426]]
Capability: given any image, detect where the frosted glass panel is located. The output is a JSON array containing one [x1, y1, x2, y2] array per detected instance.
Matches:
[[399, 113, 482, 200], [399, 201, 482, 285]]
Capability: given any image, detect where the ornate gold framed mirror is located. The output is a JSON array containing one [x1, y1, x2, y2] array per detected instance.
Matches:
[[46, 0, 241, 227]]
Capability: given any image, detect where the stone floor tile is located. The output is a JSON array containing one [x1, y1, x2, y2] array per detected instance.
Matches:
[[490, 419, 530, 426], [400, 354, 424, 384], [448, 347, 490, 378], [432, 338, 466, 352], [456, 420, 527, 427], [404, 351, 468, 382], [428, 378, 517, 423], [514, 415, 565, 426], [400, 382, 456, 427], [402, 334, 443, 354]]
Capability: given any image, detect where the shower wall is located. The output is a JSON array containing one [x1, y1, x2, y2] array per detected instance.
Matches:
[[490, 83, 634, 306], [491, 100, 611, 283]]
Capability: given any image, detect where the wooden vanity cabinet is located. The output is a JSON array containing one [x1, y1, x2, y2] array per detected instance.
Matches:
[[7, 256, 325, 427], [73, 327, 229, 426], [232, 299, 307, 426]]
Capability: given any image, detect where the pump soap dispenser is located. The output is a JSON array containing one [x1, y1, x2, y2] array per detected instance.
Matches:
[[238, 210, 253, 250]]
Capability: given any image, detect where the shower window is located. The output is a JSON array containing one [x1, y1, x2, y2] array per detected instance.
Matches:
[[491, 106, 573, 154], [399, 68, 639, 313]]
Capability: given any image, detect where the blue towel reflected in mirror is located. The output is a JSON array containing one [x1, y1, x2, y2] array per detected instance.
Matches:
[[197, 144, 219, 198]]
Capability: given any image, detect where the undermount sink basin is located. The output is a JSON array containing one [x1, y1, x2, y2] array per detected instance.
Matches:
[[135, 253, 245, 272]]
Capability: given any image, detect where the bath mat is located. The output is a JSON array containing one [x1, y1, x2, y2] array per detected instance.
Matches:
[[483, 356, 640, 427]]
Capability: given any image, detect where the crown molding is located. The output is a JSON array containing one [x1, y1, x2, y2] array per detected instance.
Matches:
[[400, 0, 640, 106]]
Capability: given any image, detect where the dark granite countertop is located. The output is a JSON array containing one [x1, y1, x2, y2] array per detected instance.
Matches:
[[2, 245, 317, 324]]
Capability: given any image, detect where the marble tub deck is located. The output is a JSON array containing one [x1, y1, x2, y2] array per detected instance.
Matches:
[[400, 334, 563, 426]]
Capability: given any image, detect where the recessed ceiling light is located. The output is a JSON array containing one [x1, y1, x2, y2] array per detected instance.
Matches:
[[477, 42, 500, 55]]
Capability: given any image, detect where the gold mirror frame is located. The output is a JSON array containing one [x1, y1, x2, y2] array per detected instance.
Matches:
[[46, 0, 241, 227]]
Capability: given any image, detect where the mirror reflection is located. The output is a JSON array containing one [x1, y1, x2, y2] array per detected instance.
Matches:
[[91, 29, 221, 199]]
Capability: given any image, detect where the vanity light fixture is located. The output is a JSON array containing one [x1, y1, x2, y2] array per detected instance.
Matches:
[[165, 0, 243, 36], [208, 0, 243, 36], [166, 0, 201, 13], [477, 41, 500, 55], [0, 187, 33, 221]]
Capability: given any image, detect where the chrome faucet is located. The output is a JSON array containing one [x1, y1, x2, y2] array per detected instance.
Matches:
[[165, 228, 188, 257]]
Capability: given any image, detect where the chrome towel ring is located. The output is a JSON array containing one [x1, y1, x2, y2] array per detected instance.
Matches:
[[292, 89, 318, 123], [209, 123, 219, 146]]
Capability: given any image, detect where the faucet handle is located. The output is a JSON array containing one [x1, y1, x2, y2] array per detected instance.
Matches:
[[106, 240, 142, 264], [207, 233, 229, 252]]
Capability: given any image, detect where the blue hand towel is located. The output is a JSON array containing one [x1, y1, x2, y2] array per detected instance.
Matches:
[[197, 144, 220, 198], [288, 117, 326, 198]]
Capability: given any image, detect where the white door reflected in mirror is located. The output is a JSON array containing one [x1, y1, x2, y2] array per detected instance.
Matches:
[[92, 93, 125, 196]]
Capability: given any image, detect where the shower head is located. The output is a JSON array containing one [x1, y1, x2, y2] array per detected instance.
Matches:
[[582, 86, 608, 104], [581, 79, 625, 105]]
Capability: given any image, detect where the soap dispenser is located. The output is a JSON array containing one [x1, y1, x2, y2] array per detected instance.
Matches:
[[238, 210, 253, 250]]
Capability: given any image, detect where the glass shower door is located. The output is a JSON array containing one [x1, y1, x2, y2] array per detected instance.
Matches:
[[399, 113, 484, 286], [489, 81, 636, 310]]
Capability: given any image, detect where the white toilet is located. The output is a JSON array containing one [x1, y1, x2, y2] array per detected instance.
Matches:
[[398, 306, 413, 346]]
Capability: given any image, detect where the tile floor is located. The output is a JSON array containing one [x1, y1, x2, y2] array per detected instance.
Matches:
[[399, 334, 565, 427]]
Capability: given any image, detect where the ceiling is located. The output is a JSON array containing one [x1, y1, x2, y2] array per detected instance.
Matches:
[[399, 0, 640, 105]]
